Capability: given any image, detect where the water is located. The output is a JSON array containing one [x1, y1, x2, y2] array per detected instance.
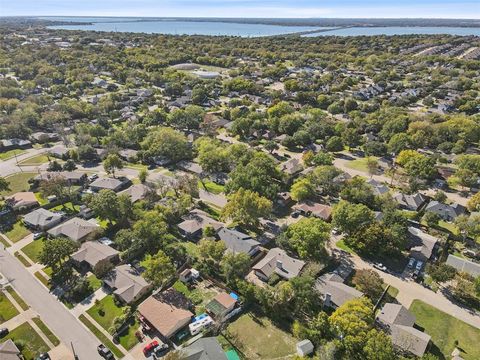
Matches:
[[44, 17, 322, 37], [303, 26, 480, 37]]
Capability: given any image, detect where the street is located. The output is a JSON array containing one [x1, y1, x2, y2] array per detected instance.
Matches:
[[0, 246, 103, 360]]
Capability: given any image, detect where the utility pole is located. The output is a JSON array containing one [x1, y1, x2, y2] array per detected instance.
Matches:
[[71, 342, 79, 360]]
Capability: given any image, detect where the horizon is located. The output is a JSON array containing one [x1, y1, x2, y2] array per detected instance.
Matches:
[[1, 0, 479, 19]]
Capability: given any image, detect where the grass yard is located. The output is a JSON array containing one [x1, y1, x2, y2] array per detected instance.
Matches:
[[79, 314, 124, 358], [117, 317, 140, 350], [345, 156, 379, 173], [0, 172, 35, 196], [0, 235, 11, 248], [15, 251, 32, 267], [0, 322, 49, 360], [0, 149, 26, 161], [336, 239, 355, 254], [410, 300, 480, 360], [49, 202, 80, 215], [31, 317, 60, 346], [6, 286, 29, 311], [18, 154, 50, 166], [34, 271, 51, 289], [21, 238, 45, 264], [87, 295, 124, 331], [87, 274, 103, 292], [4, 221, 31, 243], [225, 313, 298, 360], [199, 180, 225, 195], [172, 280, 217, 315], [181, 241, 200, 259], [0, 292, 19, 323]]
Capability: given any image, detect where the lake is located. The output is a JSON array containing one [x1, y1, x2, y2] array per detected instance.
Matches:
[[304, 26, 480, 37]]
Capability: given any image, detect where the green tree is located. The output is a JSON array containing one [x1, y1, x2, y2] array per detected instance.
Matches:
[[363, 329, 396, 360], [39, 237, 79, 272], [139, 169, 147, 183], [326, 136, 343, 152], [197, 239, 226, 273], [221, 252, 251, 285], [87, 190, 121, 225], [332, 201, 374, 236], [426, 263, 457, 284], [467, 192, 480, 212], [103, 153, 123, 178], [143, 250, 176, 289], [221, 189, 272, 228], [283, 217, 330, 260], [0, 176, 10, 192], [141, 127, 191, 163], [352, 269, 385, 301], [290, 178, 315, 202]]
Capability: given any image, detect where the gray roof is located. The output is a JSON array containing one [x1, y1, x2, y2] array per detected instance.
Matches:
[[253, 248, 305, 280], [23, 208, 62, 228], [178, 161, 203, 175], [48, 217, 99, 241], [446, 254, 480, 277], [315, 273, 363, 308], [390, 324, 430, 357], [218, 227, 260, 255], [281, 158, 303, 175], [425, 201, 465, 219], [0, 339, 21, 360], [393, 193, 426, 210], [104, 265, 150, 304], [408, 227, 439, 261], [120, 184, 150, 203], [71, 241, 119, 267], [90, 177, 124, 191], [178, 210, 223, 235], [367, 179, 389, 195], [182, 337, 228, 360], [377, 303, 415, 327]]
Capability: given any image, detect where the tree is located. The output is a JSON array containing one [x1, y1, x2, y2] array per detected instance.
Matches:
[[221, 189, 272, 228], [340, 177, 376, 208], [143, 250, 176, 289], [290, 178, 315, 202], [103, 153, 123, 178], [87, 190, 121, 225], [309, 165, 343, 196], [332, 201, 374, 236], [264, 140, 278, 154], [197, 239, 226, 274], [467, 192, 480, 212], [352, 269, 385, 301], [326, 136, 343, 152], [139, 169, 147, 183], [283, 217, 330, 260], [0, 177, 10, 192], [141, 127, 191, 163], [62, 159, 77, 171], [363, 329, 396, 360], [39, 175, 73, 205], [221, 252, 251, 285], [426, 263, 457, 284], [39, 237, 79, 272], [423, 211, 441, 227], [366, 157, 378, 178]]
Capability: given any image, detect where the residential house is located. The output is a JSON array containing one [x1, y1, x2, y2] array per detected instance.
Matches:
[[23, 208, 62, 231], [119, 184, 151, 203], [280, 158, 303, 181], [6, 192, 38, 210], [118, 149, 138, 162], [181, 337, 228, 360], [407, 227, 439, 263], [217, 227, 260, 257], [71, 241, 119, 271], [206, 292, 237, 319], [424, 201, 465, 221], [315, 273, 363, 309], [277, 192, 294, 208], [178, 210, 224, 240], [253, 248, 305, 282], [30, 132, 58, 143], [103, 264, 151, 304], [377, 303, 431, 357], [48, 145, 70, 159], [292, 201, 333, 221], [47, 217, 100, 242], [367, 179, 389, 196], [296, 340, 314, 357], [0, 138, 31, 150], [446, 255, 480, 277], [393, 193, 427, 211], [90, 177, 130, 192], [177, 161, 204, 176], [138, 288, 194, 338], [34, 171, 87, 186], [0, 339, 21, 360]]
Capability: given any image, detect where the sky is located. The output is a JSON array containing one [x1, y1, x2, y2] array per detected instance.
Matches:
[[1, 0, 479, 19]]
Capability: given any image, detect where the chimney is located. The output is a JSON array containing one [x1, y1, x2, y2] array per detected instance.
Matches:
[[276, 260, 283, 270]]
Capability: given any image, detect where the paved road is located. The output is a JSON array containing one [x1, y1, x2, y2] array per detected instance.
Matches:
[[0, 246, 103, 360], [0, 147, 51, 177]]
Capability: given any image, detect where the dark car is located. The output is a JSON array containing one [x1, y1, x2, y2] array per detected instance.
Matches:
[[35, 353, 51, 360], [97, 344, 114, 359], [0, 328, 9, 338]]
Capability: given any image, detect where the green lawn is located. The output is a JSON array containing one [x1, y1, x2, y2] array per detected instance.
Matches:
[[0, 149, 26, 161], [345, 156, 379, 173], [34, 271, 51, 289], [31, 317, 60, 346], [226, 313, 298, 359], [4, 221, 31, 243], [87, 274, 103, 292], [79, 314, 124, 359], [199, 180, 225, 195], [0, 235, 11, 248], [6, 286, 29, 311], [21, 238, 45, 263], [34, 192, 48, 206], [410, 300, 480, 360], [18, 154, 50, 166], [87, 295, 124, 331], [0, 292, 19, 323], [49, 202, 80, 215], [15, 251, 31, 267], [0, 172, 35, 196], [336, 239, 355, 254], [172, 280, 218, 315], [117, 317, 140, 350], [0, 322, 49, 360]]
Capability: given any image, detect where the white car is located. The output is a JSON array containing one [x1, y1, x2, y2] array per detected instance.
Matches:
[[373, 263, 387, 272], [407, 258, 416, 268], [33, 232, 42, 240], [415, 261, 424, 271]]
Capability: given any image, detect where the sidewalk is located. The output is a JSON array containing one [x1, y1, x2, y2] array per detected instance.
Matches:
[[71, 287, 110, 317]]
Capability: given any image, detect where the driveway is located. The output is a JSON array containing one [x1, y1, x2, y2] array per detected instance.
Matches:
[[0, 245, 103, 360]]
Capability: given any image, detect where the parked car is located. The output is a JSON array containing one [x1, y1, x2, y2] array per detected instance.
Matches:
[[154, 340, 169, 354], [88, 174, 99, 182], [373, 263, 387, 272], [35, 353, 51, 360], [0, 328, 8, 338], [407, 258, 416, 269], [33, 232, 42, 240], [291, 211, 300, 218], [143, 340, 159, 356], [415, 260, 424, 271], [97, 344, 114, 359]]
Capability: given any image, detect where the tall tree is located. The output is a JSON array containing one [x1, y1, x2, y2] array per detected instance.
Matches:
[[143, 250, 176, 289], [221, 189, 272, 228], [39, 237, 79, 272], [103, 153, 124, 178]]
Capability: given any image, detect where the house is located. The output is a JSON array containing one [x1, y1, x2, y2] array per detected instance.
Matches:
[[138, 288, 194, 338], [206, 292, 237, 319], [48, 145, 70, 159], [315, 273, 363, 309], [119, 184, 151, 203], [366, 179, 389, 196], [393, 193, 427, 211], [217, 227, 260, 257], [177, 210, 223, 240], [103, 264, 151, 304], [177, 161, 204, 176], [446, 254, 480, 277], [30, 132, 58, 143], [424, 201, 465, 221], [118, 149, 138, 162], [90, 177, 130, 192], [280, 158, 303, 178], [407, 227, 439, 262], [181, 337, 228, 360], [48, 217, 100, 242], [179, 268, 200, 283], [296, 340, 314, 357], [292, 201, 333, 221], [253, 248, 305, 281], [71, 241, 119, 271], [0, 138, 31, 150], [23, 208, 62, 231], [0, 339, 21, 360], [377, 303, 431, 357], [34, 171, 87, 186], [6, 192, 38, 210], [277, 192, 294, 208]]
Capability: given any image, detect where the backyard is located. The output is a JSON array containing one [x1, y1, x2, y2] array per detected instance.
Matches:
[[172, 280, 218, 315], [0, 172, 35, 196], [0, 322, 49, 360], [224, 313, 298, 360], [410, 300, 480, 360]]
